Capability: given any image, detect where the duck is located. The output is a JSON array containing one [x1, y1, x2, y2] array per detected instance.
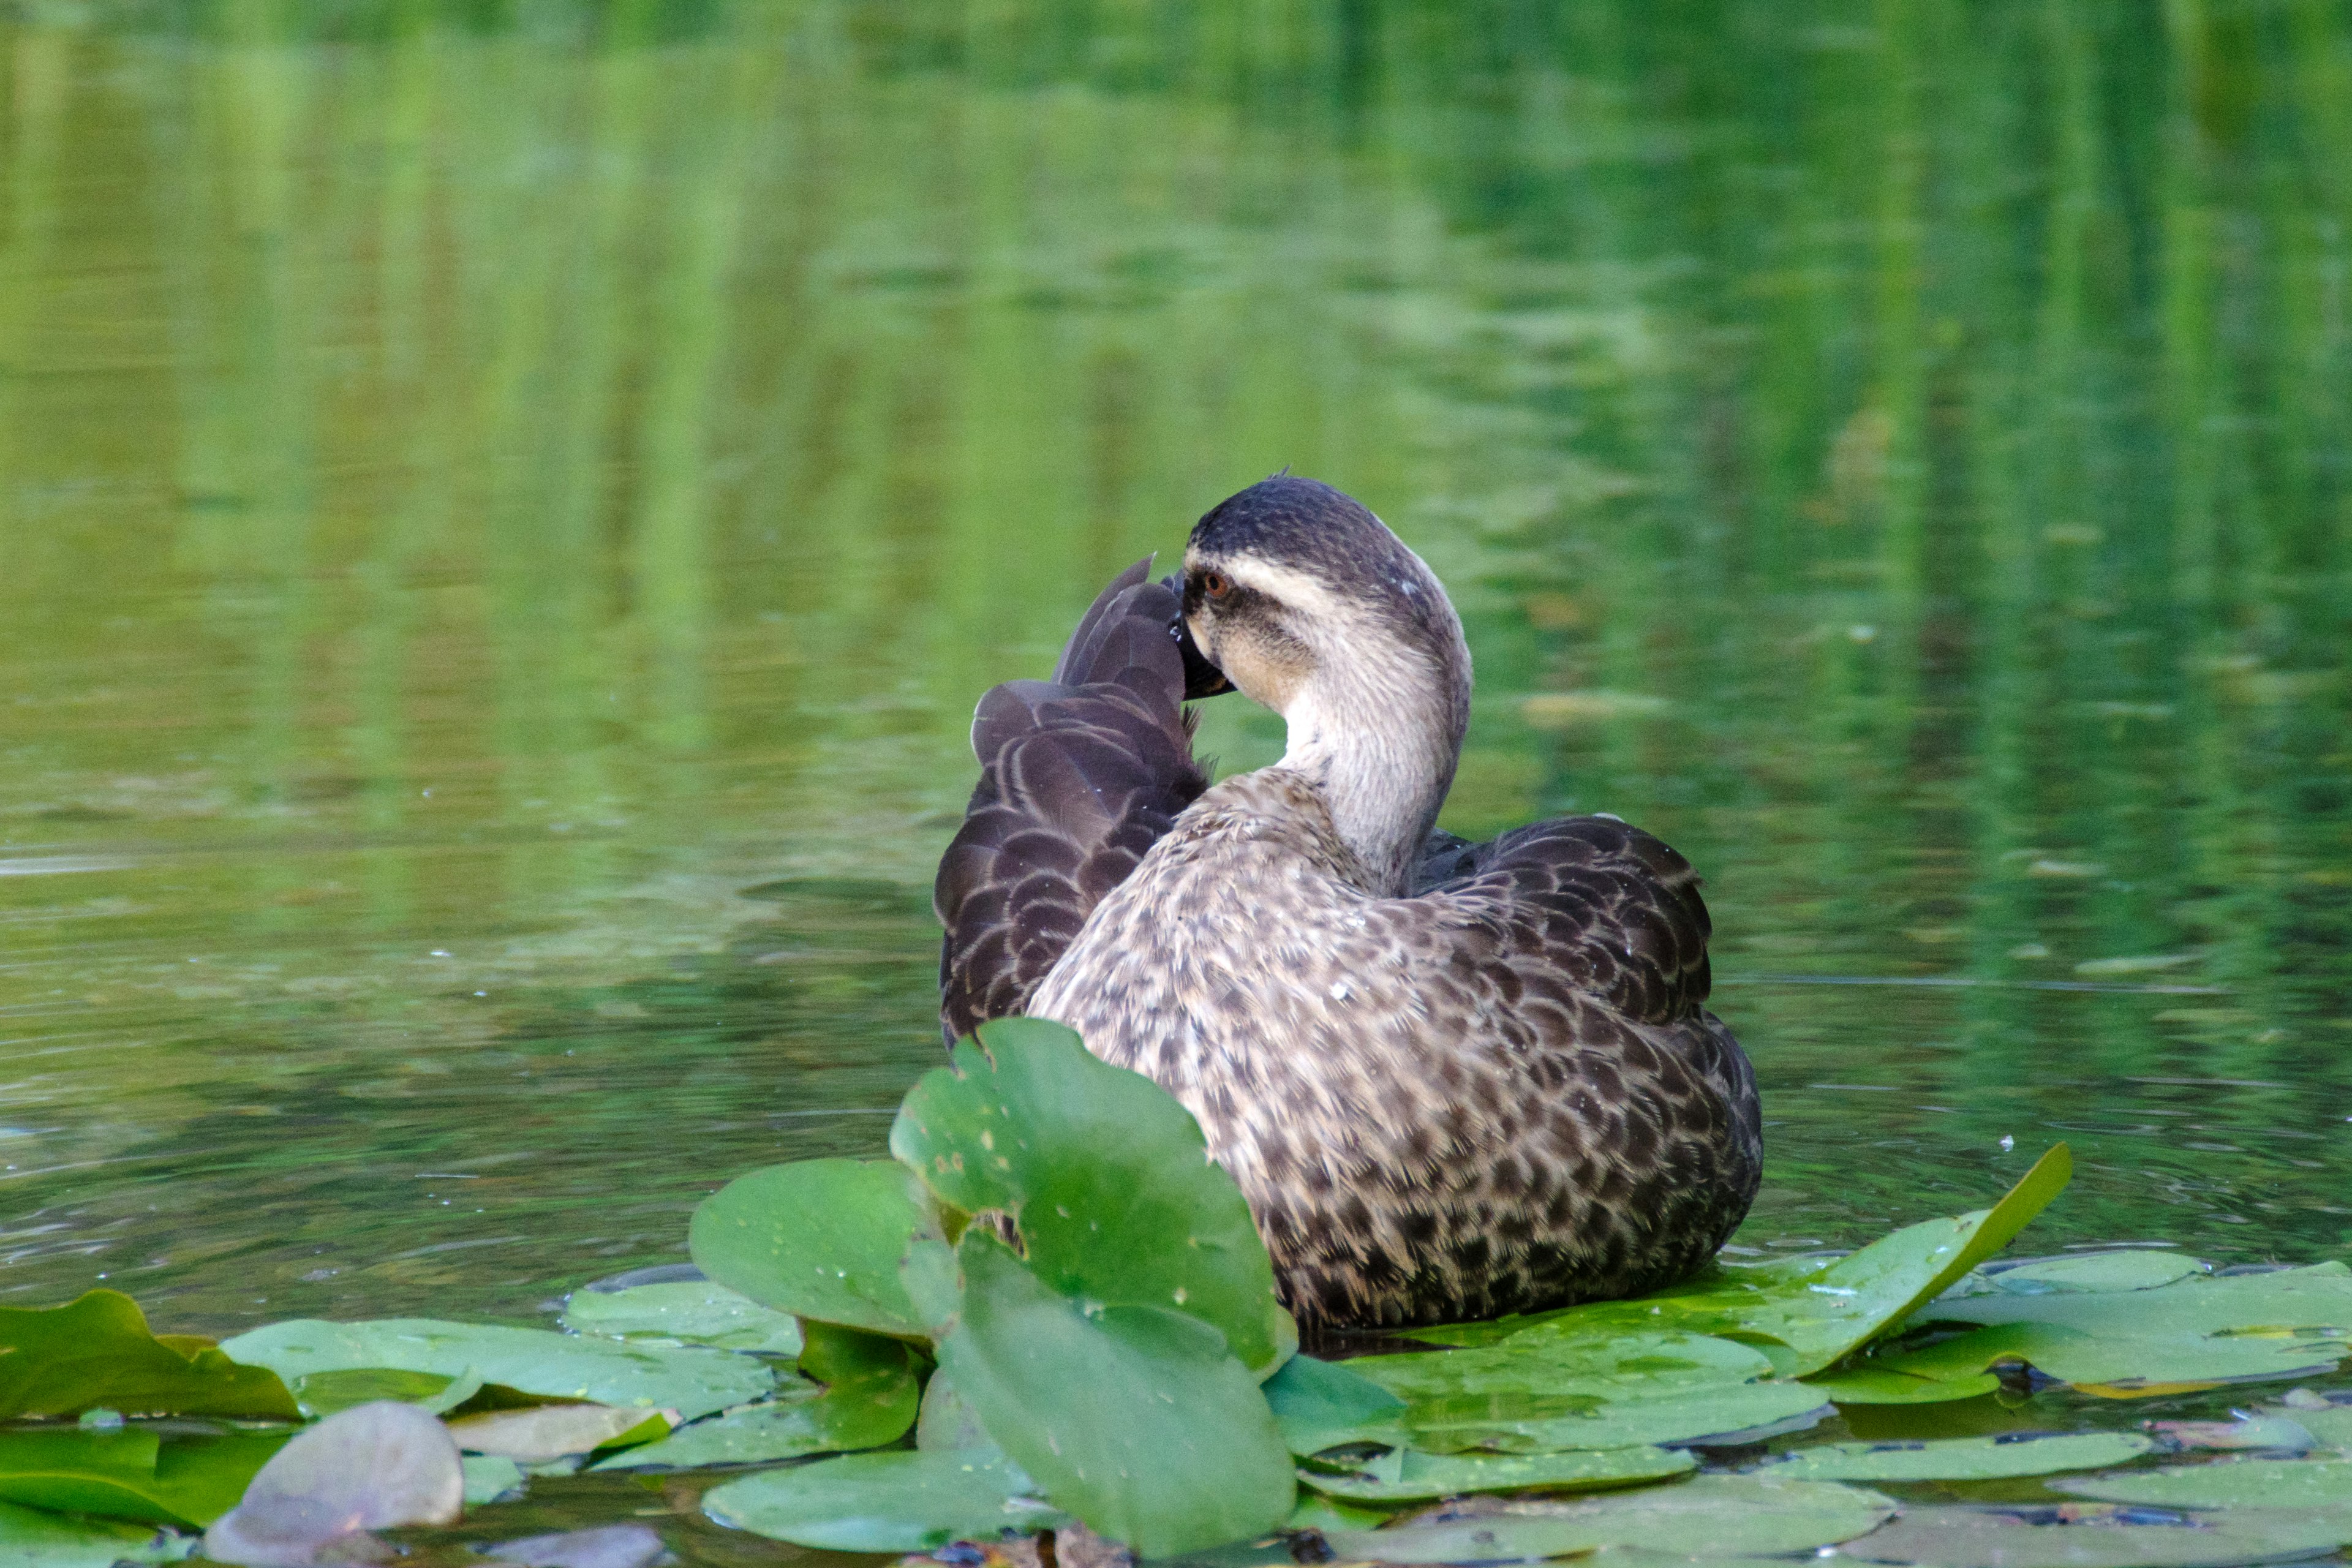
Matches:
[[934, 475, 1760, 1330]]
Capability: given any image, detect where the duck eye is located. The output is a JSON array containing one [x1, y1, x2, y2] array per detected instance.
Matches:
[[1202, 571, 1231, 600]]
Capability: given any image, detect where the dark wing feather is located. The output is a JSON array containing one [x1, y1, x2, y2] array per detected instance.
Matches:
[[935, 559, 1207, 1042]]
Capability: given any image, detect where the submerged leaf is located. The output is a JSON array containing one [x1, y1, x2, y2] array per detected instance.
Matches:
[[483, 1523, 670, 1568], [461, 1454, 525, 1505], [202, 1401, 462, 1567], [688, 1159, 943, 1338], [220, 1319, 771, 1422], [560, 1279, 804, 1356], [290, 1367, 481, 1419], [1756, 1431, 2152, 1482], [891, 1018, 1295, 1378], [0, 1292, 299, 1422], [0, 1425, 292, 1528], [2152, 1414, 2318, 1453], [934, 1231, 1294, 1556], [1800, 1365, 2001, 1405], [595, 1324, 916, 1469], [1319, 1474, 1893, 1562], [0, 1498, 190, 1567], [1299, 1444, 1692, 1501], [1841, 1502, 2352, 1568], [703, 1447, 1068, 1552], [445, 1403, 671, 1463]]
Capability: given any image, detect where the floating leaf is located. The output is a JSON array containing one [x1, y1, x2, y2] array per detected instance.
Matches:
[[891, 1018, 1295, 1378], [1981, 1252, 2207, 1294], [689, 1158, 943, 1339], [703, 1447, 1068, 1552], [1412, 1147, 2072, 1378], [0, 1425, 292, 1528], [595, 1322, 917, 1469], [220, 1319, 771, 1422], [462, 1454, 525, 1505], [447, 1403, 671, 1463], [2154, 1414, 2318, 1452], [932, 1231, 1294, 1556], [2271, 1396, 2352, 1450], [290, 1366, 482, 1419], [561, 1278, 804, 1356], [202, 1401, 462, 1567], [1299, 1444, 1693, 1501], [1800, 1365, 2001, 1404], [1319, 1474, 1894, 1562], [2054, 1457, 2352, 1508], [0, 1498, 190, 1567], [0, 1292, 298, 1422], [483, 1523, 670, 1568], [1262, 1354, 1408, 1456], [1349, 1329, 1829, 1452], [1840, 1502, 2352, 1568], [1757, 1431, 2153, 1482]]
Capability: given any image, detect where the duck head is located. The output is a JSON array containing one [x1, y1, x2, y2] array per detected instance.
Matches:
[[1180, 475, 1472, 895]]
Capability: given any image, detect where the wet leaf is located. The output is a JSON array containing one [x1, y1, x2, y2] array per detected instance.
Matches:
[[2152, 1414, 2318, 1452], [2053, 1457, 2352, 1508], [933, 1230, 1294, 1556], [688, 1159, 943, 1339], [2269, 1395, 2352, 1450], [1319, 1474, 1893, 1562], [202, 1401, 463, 1567], [0, 1498, 191, 1566], [483, 1522, 670, 1568], [1981, 1252, 2207, 1294], [1757, 1431, 2153, 1482], [1840, 1502, 2352, 1568], [290, 1367, 482, 1419], [1298, 1443, 1693, 1501], [0, 1425, 292, 1528], [0, 1292, 299, 1421], [446, 1403, 671, 1463], [561, 1279, 804, 1356], [594, 1323, 917, 1469], [1348, 1330, 1829, 1451], [220, 1318, 772, 1422], [891, 1018, 1295, 1378], [1261, 1354, 1408, 1456], [916, 1368, 992, 1453], [462, 1454, 525, 1504], [1800, 1366, 2001, 1404], [703, 1447, 1068, 1552], [1411, 1147, 2071, 1377]]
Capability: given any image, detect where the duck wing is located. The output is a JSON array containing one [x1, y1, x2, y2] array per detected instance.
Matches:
[[1417, 815, 1715, 1024], [935, 558, 1210, 1042]]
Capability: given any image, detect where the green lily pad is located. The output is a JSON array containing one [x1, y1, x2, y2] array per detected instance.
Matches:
[[1758, 1431, 2153, 1482], [891, 1018, 1295, 1378], [1262, 1354, 1409, 1456], [219, 1319, 773, 1422], [931, 1230, 1294, 1555], [462, 1454, 524, 1504], [595, 1321, 918, 1469], [290, 1366, 483, 1419], [0, 1293, 299, 1422], [2272, 1396, 2352, 1450], [1981, 1252, 2207, 1294], [1840, 1503, 2352, 1568], [1412, 1146, 2072, 1378], [2054, 1457, 2352, 1507], [0, 1498, 190, 1566], [0, 1426, 292, 1529], [561, 1279, 805, 1356], [703, 1447, 1069, 1551], [1300, 1444, 1694, 1501], [1898, 1264, 2352, 1394], [1319, 1474, 1895, 1562], [690, 1158, 944, 1340], [447, 1403, 670, 1462], [1348, 1330, 1829, 1452], [1800, 1366, 2002, 1404]]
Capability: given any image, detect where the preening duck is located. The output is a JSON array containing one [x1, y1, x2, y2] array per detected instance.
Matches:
[[935, 475, 1760, 1330]]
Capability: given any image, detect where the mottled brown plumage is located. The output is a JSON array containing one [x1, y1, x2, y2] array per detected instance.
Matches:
[[935, 477, 1762, 1329]]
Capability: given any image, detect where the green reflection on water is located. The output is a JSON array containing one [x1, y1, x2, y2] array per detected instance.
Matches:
[[1, 1, 2347, 1366]]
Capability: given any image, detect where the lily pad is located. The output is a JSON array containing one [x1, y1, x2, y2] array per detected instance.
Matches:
[[2153, 1414, 2318, 1452], [1800, 1366, 2002, 1405], [1840, 1502, 2352, 1568], [2054, 1457, 2352, 1508], [0, 1425, 293, 1528], [1757, 1431, 2153, 1482], [703, 1447, 1068, 1552], [1299, 1444, 1694, 1501], [0, 1499, 190, 1566], [203, 1401, 463, 1567], [891, 1018, 1295, 1378], [689, 1158, 943, 1339], [1319, 1474, 1894, 1562], [595, 1322, 918, 1469], [2271, 1396, 2352, 1450], [462, 1454, 526, 1504], [932, 1230, 1295, 1556], [1262, 1354, 1409, 1456], [1981, 1252, 2207, 1294], [219, 1318, 772, 1422], [0, 1292, 299, 1422], [446, 1403, 671, 1463], [290, 1366, 482, 1419], [1412, 1146, 2072, 1378], [561, 1279, 804, 1356], [1348, 1329, 1830, 1452]]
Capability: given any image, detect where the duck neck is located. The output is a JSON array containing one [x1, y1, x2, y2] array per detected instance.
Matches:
[[1277, 649, 1470, 897]]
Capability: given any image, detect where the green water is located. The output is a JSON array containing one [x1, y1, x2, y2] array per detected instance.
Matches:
[[2, 0, 2350, 1548]]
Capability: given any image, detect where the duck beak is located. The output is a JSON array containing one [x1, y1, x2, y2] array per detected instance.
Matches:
[[1162, 571, 1234, 698]]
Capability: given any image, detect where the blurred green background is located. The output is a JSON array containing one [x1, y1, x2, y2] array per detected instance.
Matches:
[[1, 0, 2348, 1342]]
